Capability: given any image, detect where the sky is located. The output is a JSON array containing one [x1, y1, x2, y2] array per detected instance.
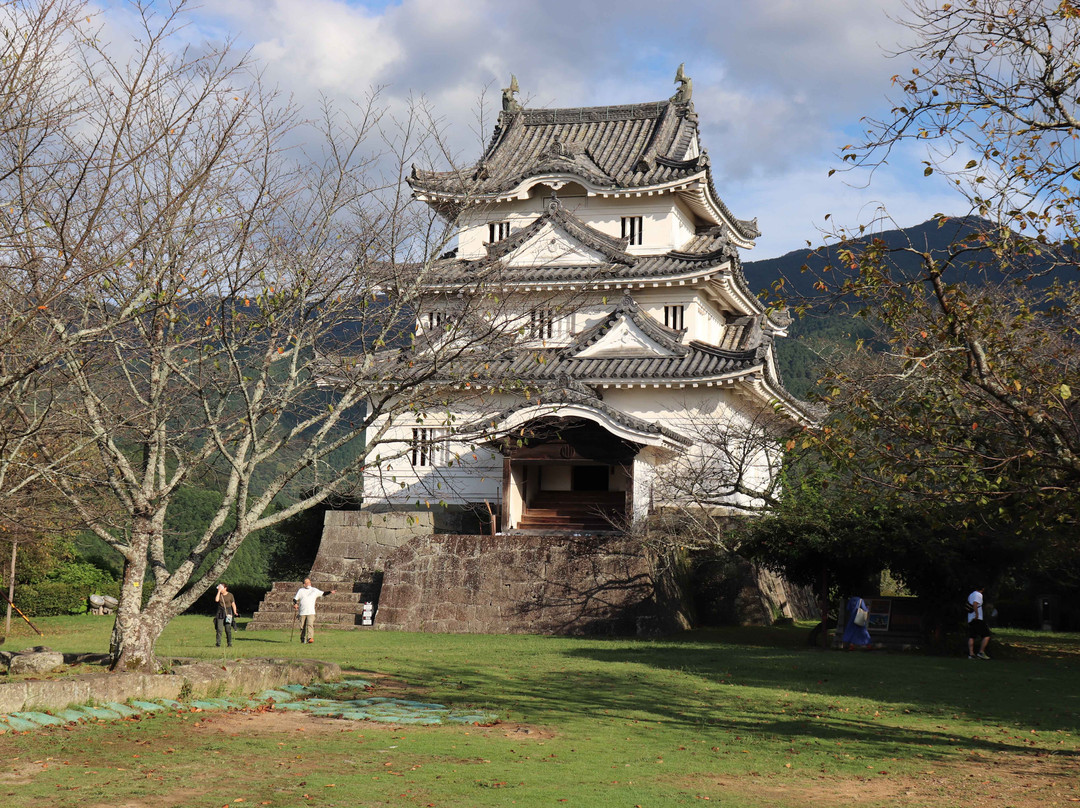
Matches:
[[98, 0, 970, 260]]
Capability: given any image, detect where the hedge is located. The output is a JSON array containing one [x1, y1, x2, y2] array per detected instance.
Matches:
[[14, 580, 122, 617], [12, 581, 269, 617]]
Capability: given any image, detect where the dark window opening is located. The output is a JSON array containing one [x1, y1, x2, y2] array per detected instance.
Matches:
[[572, 465, 609, 492], [489, 221, 511, 242], [664, 304, 685, 330]]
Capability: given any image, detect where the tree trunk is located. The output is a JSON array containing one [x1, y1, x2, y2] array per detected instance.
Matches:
[[109, 528, 162, 672], [4, 541, 15, 639], [110, 607, 170, 672]]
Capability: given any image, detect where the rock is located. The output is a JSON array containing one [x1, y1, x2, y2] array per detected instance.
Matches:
[[0, 650, 12, 673], [9, 651, 65, 676]]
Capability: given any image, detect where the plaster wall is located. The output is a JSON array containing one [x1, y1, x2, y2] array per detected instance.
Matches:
[[457, 191, 698, 259], [362, 386, 775, 514], [414, 287, 736, 352]]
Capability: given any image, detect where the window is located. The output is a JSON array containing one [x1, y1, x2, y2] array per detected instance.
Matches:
[[488, 221, 511, 242], [530, 307, 555, 340], [621, 216, 643, 246], [425, 311, 448, 331], [664, 304, 685, 330], [410, 427, 446, 467]]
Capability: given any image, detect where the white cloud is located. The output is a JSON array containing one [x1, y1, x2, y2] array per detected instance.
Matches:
[[195, 0, 403, 93], [95, 0, 959, 259]]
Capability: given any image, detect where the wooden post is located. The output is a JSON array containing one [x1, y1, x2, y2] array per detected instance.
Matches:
[[819, 566, 829, 648], [4, 541, 15, 639], [502, 456, 512, 532]]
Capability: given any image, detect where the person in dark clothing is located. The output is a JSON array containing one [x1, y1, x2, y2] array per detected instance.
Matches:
[[214, 583, 239, 648], [967, 587, 991, 659]]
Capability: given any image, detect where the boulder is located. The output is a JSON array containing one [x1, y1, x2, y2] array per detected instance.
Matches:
[[9, 650, 65, 676], [0, 650, 12, 673]]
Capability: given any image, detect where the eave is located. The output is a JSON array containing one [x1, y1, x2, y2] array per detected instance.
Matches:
[[412, 170, 758, 249]]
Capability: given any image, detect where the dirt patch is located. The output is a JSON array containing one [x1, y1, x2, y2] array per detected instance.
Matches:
[[674, 750, 1080, 807], [86, 791, 208, 808], [0, 760, 43, 785], [186, 708, 358, 736], [183, 706, 554, 740], [487, 722, 558, 740]]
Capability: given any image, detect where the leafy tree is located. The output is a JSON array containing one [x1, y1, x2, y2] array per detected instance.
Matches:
[[787, 0, 1080, 540]]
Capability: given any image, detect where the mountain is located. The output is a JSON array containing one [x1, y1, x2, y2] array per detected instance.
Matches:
[[742, 216, 1072, 303], [742, 217, 1078, 399]]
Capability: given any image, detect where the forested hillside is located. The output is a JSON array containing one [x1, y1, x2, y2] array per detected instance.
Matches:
[[743, 216, 1073, 400]]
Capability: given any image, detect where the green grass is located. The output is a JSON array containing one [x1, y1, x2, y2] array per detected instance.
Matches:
[[1, 616, 1078, 807]]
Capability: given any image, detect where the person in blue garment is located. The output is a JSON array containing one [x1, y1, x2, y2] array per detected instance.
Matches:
[[842, 595, 872, 650]]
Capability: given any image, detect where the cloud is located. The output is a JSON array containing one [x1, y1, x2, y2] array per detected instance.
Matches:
[[729, 137, 971, 257], [97, 0, 952, 258], [196, 0, 402, 93]]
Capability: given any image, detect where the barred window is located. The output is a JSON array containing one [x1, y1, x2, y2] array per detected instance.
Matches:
[[411, 427, 446, 467], [425, 311, 448, 331], [664, 304, 685, 331], [488, 221, 511, 242], [530, 307, 555, 340], [621, 216, 643, 246]]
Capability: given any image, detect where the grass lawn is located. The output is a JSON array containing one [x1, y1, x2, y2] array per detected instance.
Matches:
[[1, 615, 1078, 807]]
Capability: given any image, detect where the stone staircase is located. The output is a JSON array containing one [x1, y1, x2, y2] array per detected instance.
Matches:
[[247, 572, 384, 631]]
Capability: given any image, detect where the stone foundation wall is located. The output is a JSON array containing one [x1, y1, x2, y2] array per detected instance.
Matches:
[[375, 533, 668, 635], [310, 510, 434, 583]]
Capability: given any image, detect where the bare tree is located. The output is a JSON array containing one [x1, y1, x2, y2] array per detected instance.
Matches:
[[0, 2, 565, 670], [632, 403, 802, 554]]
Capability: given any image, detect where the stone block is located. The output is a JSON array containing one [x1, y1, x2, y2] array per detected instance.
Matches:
[[9, 651, 65, 676]]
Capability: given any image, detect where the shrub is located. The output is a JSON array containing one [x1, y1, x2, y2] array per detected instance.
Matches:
[[16, 579, 119, 616]]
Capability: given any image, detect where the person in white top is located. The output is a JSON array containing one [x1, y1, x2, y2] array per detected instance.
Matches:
[[293, 578, 335, 644], [966, 587, 991, 659]]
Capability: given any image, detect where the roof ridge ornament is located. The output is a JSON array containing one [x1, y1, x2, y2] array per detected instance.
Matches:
[[671, 63, 692, 104], [502, 74, 522, 114]]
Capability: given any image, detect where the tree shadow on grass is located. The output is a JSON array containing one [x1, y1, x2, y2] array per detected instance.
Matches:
[[383, 634, 1079, 763]]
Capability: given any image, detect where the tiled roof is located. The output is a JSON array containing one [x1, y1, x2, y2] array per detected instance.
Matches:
[[446, 337, 763, 387], [409, 98, 758, 242], [414, 101, 690, 192], [423, 235, 743, 288]]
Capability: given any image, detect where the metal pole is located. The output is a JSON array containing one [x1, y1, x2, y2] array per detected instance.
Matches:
[[4, 541, 15, 639]]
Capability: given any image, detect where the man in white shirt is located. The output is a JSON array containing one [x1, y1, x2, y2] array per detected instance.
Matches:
[[293, 578, 335, 644], [966, 587, 991, 659]]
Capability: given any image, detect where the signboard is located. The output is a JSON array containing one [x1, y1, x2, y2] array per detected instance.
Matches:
[[867, 598, 891, 631]]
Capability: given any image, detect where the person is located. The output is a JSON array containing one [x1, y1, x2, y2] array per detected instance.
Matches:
[[967, 586, 991, 659], [293, 578, 336, 644], [214, 583, 239, 648], [841, 594, 872, 650]]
